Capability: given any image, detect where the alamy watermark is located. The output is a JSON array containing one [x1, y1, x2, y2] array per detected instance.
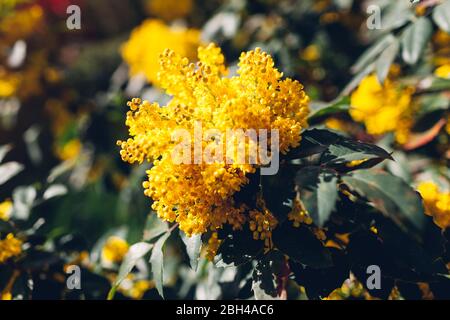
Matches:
[[66, 265, 81, 290], [66, 5, 81, 30], [169, 122, 280, 176]]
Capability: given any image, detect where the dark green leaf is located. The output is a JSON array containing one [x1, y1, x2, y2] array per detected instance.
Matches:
[[273, 223, 332, 268], [252, 252, 284, 299], [217, 226, 264, 267], [295, 167, 338, 227], [342, 170, 426, 233], [288, 129, 392, 169], [308, 96, 350, 121]]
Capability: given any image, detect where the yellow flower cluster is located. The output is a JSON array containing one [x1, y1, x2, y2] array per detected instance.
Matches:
[[146, 0, 193, 21], [288, 198, 312, 227], [205, 232, 222, 261], [417, 182, 450, 230], [0, 200, 12, 221], [350, 74, 414, 144], [118, 44, 310, 237], [121, 19, 201, 85], [249, 209, 278, 246], [101, 236, 129, 263], [0, 233, 22, 264]]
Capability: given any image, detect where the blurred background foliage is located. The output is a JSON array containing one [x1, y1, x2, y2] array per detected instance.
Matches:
[[0, 0, 449, 300]]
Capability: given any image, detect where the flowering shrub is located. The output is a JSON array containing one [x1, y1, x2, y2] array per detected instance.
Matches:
[[0, 0, 450, 301]]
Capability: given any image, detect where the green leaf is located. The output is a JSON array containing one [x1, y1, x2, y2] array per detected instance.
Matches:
[[0, 162, 24, 186], [342, 170, 426, 233], [273, 223, 333, 268], [12, 186, 36, 220], [433, 1, 450, 33], [0, 144, 12, 163], [351, 34, 396, 74], [262, 165, 296, 220], [295, 167, 338, 227], [149, 232, 171, 298], [43, 184, 68, 200], [252, 252, 284, 299], [216, 226, 264, 267], [143, 213, 169, 242], [401, 17, 433, 65], [342, 62, 374, 96], [379, 1, 414, 32], [108, 242, 153, 300], [288, 129, 392, 169], [428, 77, 450, 91], [180, 231, 202, 271], [308, 96, 350, 121], [376, 39, 399, 84]]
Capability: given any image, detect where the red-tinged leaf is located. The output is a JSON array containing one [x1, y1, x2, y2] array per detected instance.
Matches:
[[403, 118, 447, 151]]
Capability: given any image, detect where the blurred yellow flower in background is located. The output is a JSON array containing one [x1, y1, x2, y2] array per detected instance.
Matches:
[[101, 236, 129, 263], [145, 0, 193, 21], [434, 64, 450, 79], [0, 292, 12, 300], [0, 4, 43, 44], [121, 19, 201, 85], [0, 234, 22, 264], [418, 182, 450, 230], [0, 69, 19, 98], [0, 200, 13, 221], [350, 74, 414, 144], [56, 139, 82, 161]]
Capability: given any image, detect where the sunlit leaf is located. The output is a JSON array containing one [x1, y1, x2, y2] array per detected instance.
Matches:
[[401, 17, 432, 65], [433, 1, 450, 33], [0, 162, 24, 186], [180, 231, 202, 271], [149, 232, 171, 298]]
